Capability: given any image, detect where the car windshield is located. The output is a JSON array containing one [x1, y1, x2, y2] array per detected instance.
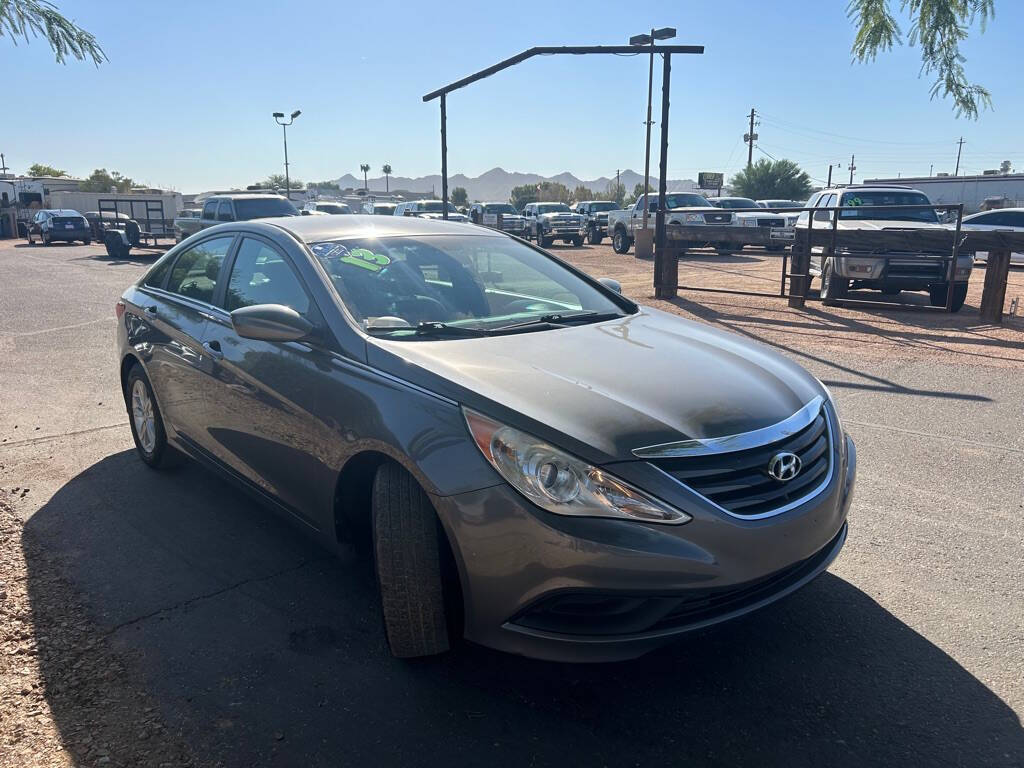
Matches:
[[714, 198, 758, 209], [484, 204, 517, 214], [662, 194, 711, 209], [234, 198, 300, 219], [317, 204, 349, 214], [310, 234, 627, 338], [838, 191, 937, 223], [589, 202, 617, 211], [536, 203, 571, 214], [419, 201, 459, 213]]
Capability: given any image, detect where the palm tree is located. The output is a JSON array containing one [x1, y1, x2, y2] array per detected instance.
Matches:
[[360, 164, 370, 191], [382, 164, 392, 193], [2, 0, 106, 65]]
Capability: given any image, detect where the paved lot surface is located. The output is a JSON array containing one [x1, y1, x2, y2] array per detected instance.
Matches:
[[1, 238, 1022, 767]]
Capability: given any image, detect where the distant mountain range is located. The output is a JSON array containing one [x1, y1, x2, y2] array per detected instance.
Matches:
[[329, 167, 699, 202]]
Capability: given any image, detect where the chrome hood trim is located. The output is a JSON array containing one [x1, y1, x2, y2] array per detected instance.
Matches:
[[632, 396, 824, 459]]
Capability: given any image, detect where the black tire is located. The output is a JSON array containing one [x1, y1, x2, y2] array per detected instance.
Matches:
[[572, 235, 584, 247], [372, 462, 451, 658], [587, 226, 603, 245], [124, 363, 183, 469], [714, 242, 730, 254], [125, 220, 142, 247], [612, 229, 631, 254], [929, 283, 968, 311], [83, 238, 91, 246], [881, 287, 901, 296], [537, 231, 551, 248], [820, 257, 849, 306]]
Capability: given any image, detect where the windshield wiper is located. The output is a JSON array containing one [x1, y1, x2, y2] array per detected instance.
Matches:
[[413, 322, 494, 338], [492, 310, 625, 332]]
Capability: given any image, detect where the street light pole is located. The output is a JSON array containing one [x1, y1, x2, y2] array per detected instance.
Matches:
[[272, 110, 301, 199], [630, 27, 675, 259]]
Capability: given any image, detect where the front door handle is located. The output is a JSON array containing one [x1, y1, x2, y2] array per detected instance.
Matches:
[[203, 340, 223, 360], [144, 305, 158, 314]]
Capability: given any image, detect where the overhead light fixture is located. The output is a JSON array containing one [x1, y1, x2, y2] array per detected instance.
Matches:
[[291, 110, 301, 119], [629, 33, 652, 46], [272, 112, 284, 118], [653, 27, 676, 40]]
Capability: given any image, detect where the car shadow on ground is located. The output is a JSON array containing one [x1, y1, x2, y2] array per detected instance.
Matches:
[[23, 451, 1022, 767]]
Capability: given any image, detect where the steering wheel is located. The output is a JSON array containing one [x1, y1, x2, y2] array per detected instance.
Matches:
[[394, 295, 451, 325]]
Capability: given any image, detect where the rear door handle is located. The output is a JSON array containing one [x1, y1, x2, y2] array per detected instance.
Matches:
[[203, 340, 223, 360]]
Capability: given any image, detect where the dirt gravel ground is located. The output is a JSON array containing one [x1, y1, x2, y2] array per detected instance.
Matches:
[[1, 238, 1021, 768]]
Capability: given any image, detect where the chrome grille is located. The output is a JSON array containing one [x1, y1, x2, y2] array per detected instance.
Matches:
[[704, 212, 731, 224], [648, 405, 832, 518]]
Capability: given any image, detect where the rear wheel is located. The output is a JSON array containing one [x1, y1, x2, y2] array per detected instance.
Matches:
[[587, 226, 603, 245], [820, 257, 849, 306], [124, 364, 183, 469], [372, 462, 453, 658], [612, 229, 631, 254]]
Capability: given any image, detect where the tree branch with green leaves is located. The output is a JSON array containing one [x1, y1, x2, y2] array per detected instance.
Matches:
[[1, 0, 106, 65], [848, 0, 994, 118]]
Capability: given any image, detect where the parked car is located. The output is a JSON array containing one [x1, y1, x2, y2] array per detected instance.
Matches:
[[194, 194, 299, 235], [116, 214, 855, 662], [575, 200, 619, 244], [606, 193, 734, 254], [393, 200, 468, 222], [758, 199, 805, 211], [521, 202, 585, 246], [304, 201, 352, 216], [467, 202, 527, 237], [25, 208, 91, 245], [708, 196, 793, 251], [961, 208, 1024, 265], [364, 202, 397, 216], [173, 209, 203, 242], [795, 185, 973, 309]]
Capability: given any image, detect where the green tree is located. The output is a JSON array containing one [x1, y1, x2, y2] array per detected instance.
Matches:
[[571, 185, 596, 203], [509, 183, 537, 210], [1, 0, 105, 64], [509, 181, 570, 209], [450, 186, 468, 207], [359, 163, 370, 190], [381, 163, 392, 192], [729, 158, 812, 201], [849, 0, 995, 118], [27, 163, 67, 177], [308, 180, 340, 191], [80, 168, 140, 192], [254, 173, 303, 190]]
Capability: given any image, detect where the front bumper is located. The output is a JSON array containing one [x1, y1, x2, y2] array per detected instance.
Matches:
[[432, 432, 856, 662]]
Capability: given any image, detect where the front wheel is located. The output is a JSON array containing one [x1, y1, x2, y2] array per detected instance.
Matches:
[[571, 235, 584, 247], [587, 226, 603, 245], [124, 364, 183, 469], [929, 283, 968, 311], [612, 229, 631, 254], [537, 231, 551, 248], [820, 257, 849, 306], [372, 462, 453, 658]]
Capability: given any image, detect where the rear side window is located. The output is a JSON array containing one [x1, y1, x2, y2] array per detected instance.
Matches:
[[143, 256, 174, 289], [225, 238, 310, 315], [166, 236, 234, 304], [202, 201, 218, 220], [217, 201, 235, 222]]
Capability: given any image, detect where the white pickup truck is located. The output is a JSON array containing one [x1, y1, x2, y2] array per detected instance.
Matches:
[[606, 193, 735, 254]]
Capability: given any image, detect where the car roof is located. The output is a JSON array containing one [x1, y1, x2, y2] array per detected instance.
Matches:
[[43, 209, 82, 216], [965, 208, 1024, 217], [209, 193, 290, 201], [265, 213, 499, 243], [818, 185, 920, 194]]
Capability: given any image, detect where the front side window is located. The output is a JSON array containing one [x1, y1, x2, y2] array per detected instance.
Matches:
[[589, 202, 617, 212], [225, 238, 310, 315], [311, 234, 627, 337], [166, 236, 234, 304], [202, 201, 218, 220]]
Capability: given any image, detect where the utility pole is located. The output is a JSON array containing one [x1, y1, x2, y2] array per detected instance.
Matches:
[[0, 153, 8, 175], [930, 163, 934, 177], [848, 154, 856, 185], [616, 169, 621, 203], [826, 163, 841, 188], [955, 137, 965, 176], [745, 108, 757, 167]]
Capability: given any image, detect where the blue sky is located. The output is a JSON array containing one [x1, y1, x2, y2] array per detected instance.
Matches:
[[3, 0, 1021, 191]]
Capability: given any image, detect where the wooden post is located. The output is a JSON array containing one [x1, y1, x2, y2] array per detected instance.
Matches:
[[979, 248, 1012, 324]]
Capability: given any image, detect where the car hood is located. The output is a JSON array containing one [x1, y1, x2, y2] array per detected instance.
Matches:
[[538, 212, 582, 221], [366, 307, 823, 464]]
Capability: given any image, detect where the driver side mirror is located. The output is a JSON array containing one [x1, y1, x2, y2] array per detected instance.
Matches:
[[598, 277, 622, 294], [230, 304, 313, 342]]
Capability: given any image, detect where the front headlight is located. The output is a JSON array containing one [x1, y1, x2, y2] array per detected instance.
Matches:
[[684, 213, 703, 223], [464, 409, 691, 525]]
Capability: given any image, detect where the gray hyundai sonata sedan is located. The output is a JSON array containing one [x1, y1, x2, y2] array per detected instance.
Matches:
[[116, 215, 855, 662]]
